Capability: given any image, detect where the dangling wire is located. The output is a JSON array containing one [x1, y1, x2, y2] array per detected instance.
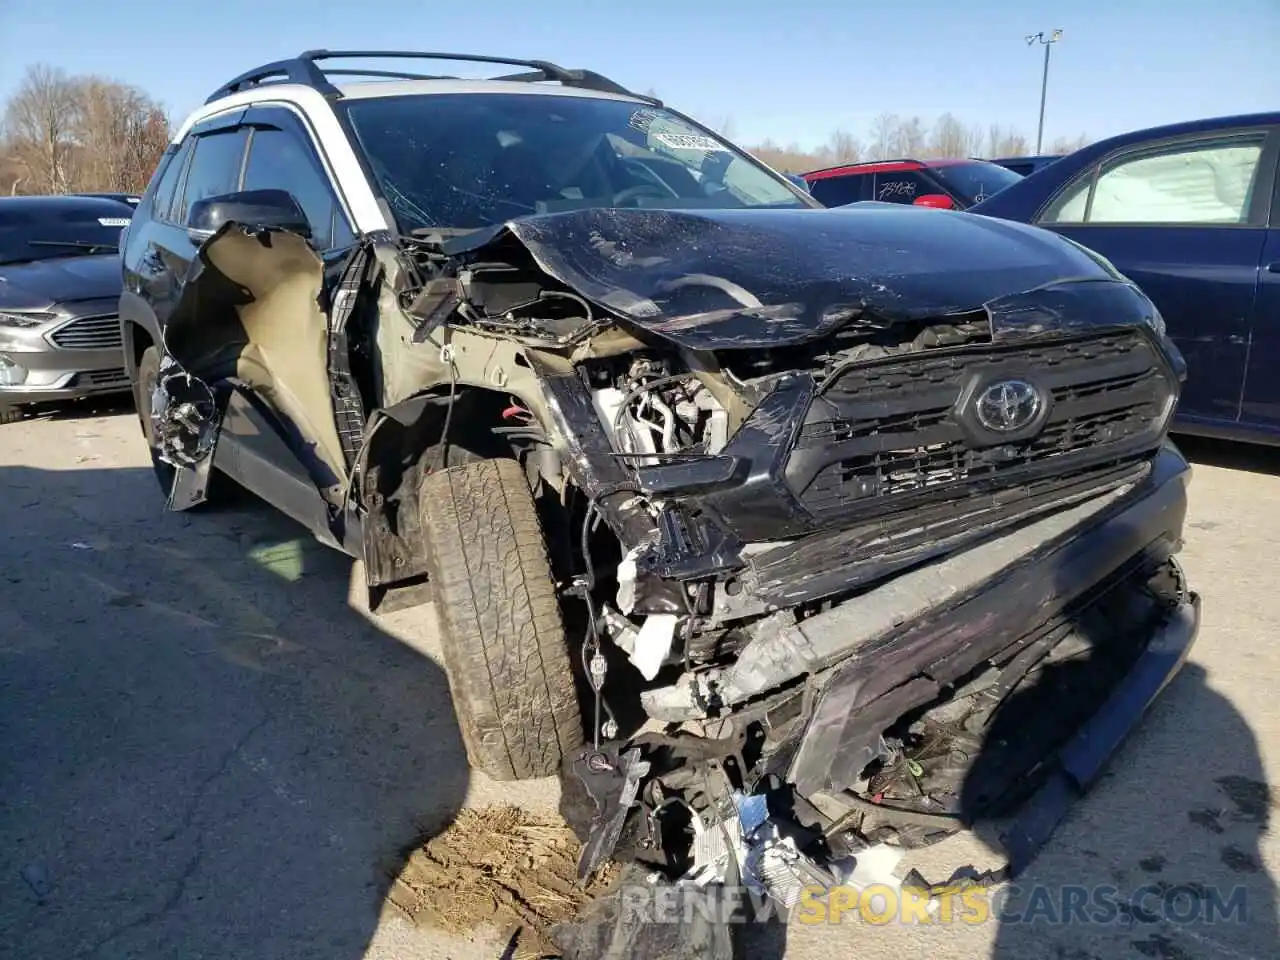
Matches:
[[433, 341, 458, 473]]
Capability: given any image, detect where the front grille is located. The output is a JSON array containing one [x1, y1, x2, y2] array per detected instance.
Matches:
[[793, 332, 1172, 520], [48, 315, 122, 350], [73, 368, 129, 386]]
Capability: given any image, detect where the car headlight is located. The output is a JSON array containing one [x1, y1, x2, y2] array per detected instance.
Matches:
[[1146, 304, 1167, 338], [0, 354, 28, 385], [0, 311, 54, 329]]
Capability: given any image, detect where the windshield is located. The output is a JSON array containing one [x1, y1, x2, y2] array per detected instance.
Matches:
[[929, 161, 1024, 206], [0, 205, 129, 266], [342, 93, 809, 232]]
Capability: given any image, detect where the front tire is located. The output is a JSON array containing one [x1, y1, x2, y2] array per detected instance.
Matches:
[[0, 404, 24, 425], [419, 458, 583, 780]]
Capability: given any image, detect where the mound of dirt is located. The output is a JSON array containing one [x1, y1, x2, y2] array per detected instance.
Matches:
[[389, 805, 620, 959]]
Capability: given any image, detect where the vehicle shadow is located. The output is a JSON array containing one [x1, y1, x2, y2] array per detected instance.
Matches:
[[736, 518, 1274, 959], [12, 393, 138, 423], [1174, 432, 1280, 475], [976, 657, 1276, 959], [967, 539, 1276, 959], [0, 464, 470, 960]]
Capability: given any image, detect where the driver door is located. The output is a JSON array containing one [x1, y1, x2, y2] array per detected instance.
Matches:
[[166, 109, 360, 540]]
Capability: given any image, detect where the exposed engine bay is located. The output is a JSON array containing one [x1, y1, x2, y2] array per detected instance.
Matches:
[[143, 205, 1199, 906]]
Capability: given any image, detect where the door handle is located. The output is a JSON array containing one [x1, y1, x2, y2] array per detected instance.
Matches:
[[1268, 262, 1280, 274]]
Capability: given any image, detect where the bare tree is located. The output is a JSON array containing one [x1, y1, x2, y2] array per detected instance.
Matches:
[[1048, 133, 1089, 155], [0, 65, 170, 196], [928, 113, 970, 158], [889, 116, 927, 158], [71, 77, 170, 192], [2, 64, 80, 193], [825, 128, 862, 165], [868, 112, 898, 161]]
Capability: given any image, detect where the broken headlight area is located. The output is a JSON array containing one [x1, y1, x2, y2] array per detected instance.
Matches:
[[151, 356, 219, 469]]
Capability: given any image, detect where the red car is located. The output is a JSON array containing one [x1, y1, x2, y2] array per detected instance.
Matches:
[[802, 157, 1024, 209]]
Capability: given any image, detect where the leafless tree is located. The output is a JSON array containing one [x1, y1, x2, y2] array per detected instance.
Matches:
[[889, 116, 927, 158], [826, 128, 862, 164], [868, 112, 897, 161], [2, 65, 80, 193], [928, 113, 970, 158], [0, 64, 170, 196], [71, 77, 170, 191]]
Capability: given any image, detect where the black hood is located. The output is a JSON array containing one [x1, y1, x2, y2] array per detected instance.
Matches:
[[446, 204, 1158, 350], [0, 254, 122, 310]]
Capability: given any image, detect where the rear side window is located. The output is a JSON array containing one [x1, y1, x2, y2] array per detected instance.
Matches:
[[872, 170, 932, 203], [173, 128, 250, 226], [149, 139, 194, 223], [1042, 135, 1268, 226], [809, 174, 870, 206], [241, 126, 352, 250]]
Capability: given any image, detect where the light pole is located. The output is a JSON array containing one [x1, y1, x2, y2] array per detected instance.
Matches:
[[1026, 29, 1063, 154]]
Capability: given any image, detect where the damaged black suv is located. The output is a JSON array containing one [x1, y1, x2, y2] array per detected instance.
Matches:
[[120, 50, 1200, 890]]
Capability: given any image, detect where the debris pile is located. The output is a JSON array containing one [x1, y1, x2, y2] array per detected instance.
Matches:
[[389, 805, 619, 958]]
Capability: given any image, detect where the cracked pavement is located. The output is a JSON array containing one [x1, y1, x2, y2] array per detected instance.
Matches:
[[1, 405, 1278, 960]]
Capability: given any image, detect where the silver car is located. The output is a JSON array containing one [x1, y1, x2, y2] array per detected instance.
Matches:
[[0, 195, 134, 422]]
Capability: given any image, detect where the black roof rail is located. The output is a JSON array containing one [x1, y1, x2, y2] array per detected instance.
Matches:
[[204, 49, 657, 105]]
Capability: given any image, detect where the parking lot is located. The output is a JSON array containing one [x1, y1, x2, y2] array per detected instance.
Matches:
[[0, 404, 1275, 959]]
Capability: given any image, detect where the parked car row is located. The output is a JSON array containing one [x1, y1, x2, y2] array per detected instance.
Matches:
[[801, 156, 1024, 209], [0, 194, 137, 422]]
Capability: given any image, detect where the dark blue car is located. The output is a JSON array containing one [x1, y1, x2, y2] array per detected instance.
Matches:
[[971, 112, 1280, 445], [986, 154, 1063, 177]]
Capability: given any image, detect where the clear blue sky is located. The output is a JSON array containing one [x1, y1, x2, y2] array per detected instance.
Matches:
[[2, 0, 1276, 150]]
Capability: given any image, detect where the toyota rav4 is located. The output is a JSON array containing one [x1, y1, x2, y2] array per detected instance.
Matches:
[[119, 50, 1200, 891]]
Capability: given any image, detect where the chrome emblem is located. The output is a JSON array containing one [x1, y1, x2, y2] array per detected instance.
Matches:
[[975, 379, 1043, 433]]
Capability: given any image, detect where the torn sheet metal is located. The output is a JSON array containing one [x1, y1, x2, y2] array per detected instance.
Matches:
[[443, 206, 1154, 350], [571, 745, 651, 881], [162, 221, 347, 504]]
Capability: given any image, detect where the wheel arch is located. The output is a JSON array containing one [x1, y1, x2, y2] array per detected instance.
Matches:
[[355, 382, 562, 597], [119, 291, 163, 381]]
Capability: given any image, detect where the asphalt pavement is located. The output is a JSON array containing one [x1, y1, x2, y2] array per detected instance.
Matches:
[[1, 403, 1276, 960]]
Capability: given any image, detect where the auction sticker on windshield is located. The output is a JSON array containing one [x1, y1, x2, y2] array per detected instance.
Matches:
[[652, 132, 728, 152]]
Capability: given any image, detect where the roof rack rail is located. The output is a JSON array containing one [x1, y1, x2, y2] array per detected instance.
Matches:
[[204, 50, 657, 105]]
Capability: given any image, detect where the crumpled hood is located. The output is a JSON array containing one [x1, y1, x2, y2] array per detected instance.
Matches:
[[0, 254, 122, 310], [446, 204, 1152, 350]]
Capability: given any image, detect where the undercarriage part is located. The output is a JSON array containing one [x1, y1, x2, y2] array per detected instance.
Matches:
[[577, 557, 1193, 900]]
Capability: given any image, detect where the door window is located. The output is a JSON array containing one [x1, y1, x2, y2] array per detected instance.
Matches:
[[872, 170, 933, 204], [173, 128, 250, 226], [150, 138, 195, 223], [241, 126, 353, 249], [809, 173, 870, 206], [1041, 136, 1267, 225]]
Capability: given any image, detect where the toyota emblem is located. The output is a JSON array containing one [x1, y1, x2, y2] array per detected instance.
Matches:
[[974, 378, 1044, 433]]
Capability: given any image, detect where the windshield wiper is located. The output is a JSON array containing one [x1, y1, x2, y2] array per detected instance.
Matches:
[[27, 240, 119, 253]]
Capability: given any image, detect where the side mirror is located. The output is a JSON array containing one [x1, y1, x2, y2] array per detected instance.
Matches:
[[913, 193, 955, 210], [187, 189, 312, 243]]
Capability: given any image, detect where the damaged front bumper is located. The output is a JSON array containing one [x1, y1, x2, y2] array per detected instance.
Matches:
[[573, 441, 1200, 889]]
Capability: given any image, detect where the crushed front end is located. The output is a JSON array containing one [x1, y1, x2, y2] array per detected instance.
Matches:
[[411, 206, 1199, 899]]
